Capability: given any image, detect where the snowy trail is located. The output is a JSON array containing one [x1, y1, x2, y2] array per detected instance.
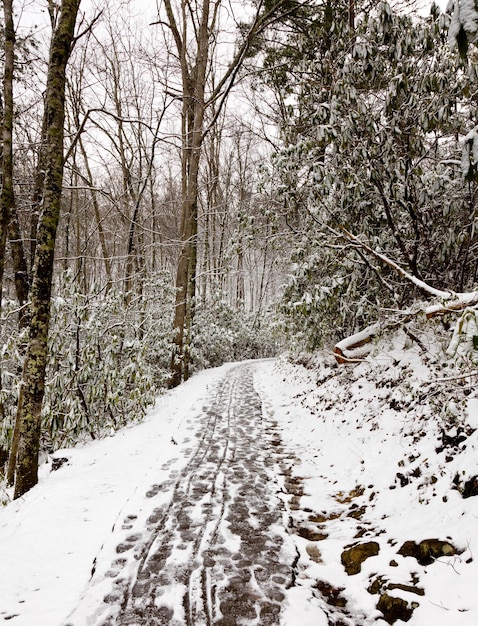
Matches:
[[2, 348, 478, 626], [64, 362, 300, 626]]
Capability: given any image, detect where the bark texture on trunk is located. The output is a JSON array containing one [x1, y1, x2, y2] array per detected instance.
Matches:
[[0, 0, 15, 306], [13, 0, 81, 499], [0, 0, 15, 477], [167, 0, 209, 387], [166, 0, 295, 386]]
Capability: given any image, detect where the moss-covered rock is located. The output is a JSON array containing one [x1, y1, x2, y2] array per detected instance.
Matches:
[[368, 575, 387, 594], [368, 576, 424, 598], [388, 582, 424, 596], [397, 538, 457, 565], [341, 541, 380, 575], [377, 593, 418, 624], [316, 580, 347, 607], [463, 475, 478, 498], [297, 526, 328, 541]]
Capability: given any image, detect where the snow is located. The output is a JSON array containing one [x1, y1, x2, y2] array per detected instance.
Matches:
[[254, 333, 478, 625], [1, 329, 478, 625], [449, 0, 478, 49], [425, 291, 478, 316], [334, 323, 380, 362], [456, 0, 478, 36], [0, 365, 229, 625]]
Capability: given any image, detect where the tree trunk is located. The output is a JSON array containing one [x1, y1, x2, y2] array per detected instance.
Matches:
[[13, 0, 81, 499], [7, 216, 30, 327], [166, 0, 209, 387], [0, 0, 15, 308], [170, 194, 199, 386], [163, 0, 296, 385], [30, 107, 49, 272], [0, 0, 15, 476]]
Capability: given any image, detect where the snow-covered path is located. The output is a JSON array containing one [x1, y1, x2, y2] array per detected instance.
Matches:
[[66, 362, 297, 625], [2, 349, 477, 626], [0, 361, 323, 626]]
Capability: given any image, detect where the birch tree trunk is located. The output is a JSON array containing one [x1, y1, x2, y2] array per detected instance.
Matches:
[[13, 0, 81, 499]]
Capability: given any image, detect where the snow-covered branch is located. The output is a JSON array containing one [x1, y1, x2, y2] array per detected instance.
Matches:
[[338, 226, 452, 299], [425, 292, 478, 318], [333, 227, 478, 364], [334, 324, 380, 364]]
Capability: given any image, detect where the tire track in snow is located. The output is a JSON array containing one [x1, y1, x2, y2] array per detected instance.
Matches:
[[67, 363, 295, 626]]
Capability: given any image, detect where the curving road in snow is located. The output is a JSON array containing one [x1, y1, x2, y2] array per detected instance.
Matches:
[[3, 348, 477, 626]]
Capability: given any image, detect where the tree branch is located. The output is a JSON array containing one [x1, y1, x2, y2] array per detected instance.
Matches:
[[337, 225, 452, 299]]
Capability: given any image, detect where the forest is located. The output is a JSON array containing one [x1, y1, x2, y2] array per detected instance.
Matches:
[[1, 0, 477, 499]]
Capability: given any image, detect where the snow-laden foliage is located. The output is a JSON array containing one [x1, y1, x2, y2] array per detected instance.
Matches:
[[0, 272, 286, 458], [260, 1, 478, 349], [461, 125, 478, 179], [447, 306, 478, 364], [1, 326, 477, 624], [190, 292, 285, 370], [0, 300, 26, 454], [0, 272, 175, 453], [448, 0, 478, 56]]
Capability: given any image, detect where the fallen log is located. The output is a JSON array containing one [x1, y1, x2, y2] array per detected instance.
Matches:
[[330, 226, 478, 364], [334, 324, 379, 364]]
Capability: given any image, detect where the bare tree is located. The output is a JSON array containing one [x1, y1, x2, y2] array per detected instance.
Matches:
[[159, 0, 304, 386], [62, 8, 174, 297], [0, 0, 15, 468], [0, 0, 15, 309]]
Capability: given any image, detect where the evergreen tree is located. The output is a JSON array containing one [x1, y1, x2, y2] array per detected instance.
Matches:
[[261, 2, 478, 348]]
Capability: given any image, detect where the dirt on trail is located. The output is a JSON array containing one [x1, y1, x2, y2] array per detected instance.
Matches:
[[65, 363, 305, 626]]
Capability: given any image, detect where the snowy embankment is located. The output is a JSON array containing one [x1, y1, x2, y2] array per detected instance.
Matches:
[[255, 326, 478, 625], [0, 323, 477, 625]]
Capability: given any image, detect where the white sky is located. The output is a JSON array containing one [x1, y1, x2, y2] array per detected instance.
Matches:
[[15, 0, 453, 38]]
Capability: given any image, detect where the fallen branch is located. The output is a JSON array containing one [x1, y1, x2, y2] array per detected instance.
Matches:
[[334, 324, 380, 364], [425, 293, 478, 318], [430, 371, 478, 383], [338, 226, 452, 299], [339, 225, 478, 312], [331, 226, 478, 364]]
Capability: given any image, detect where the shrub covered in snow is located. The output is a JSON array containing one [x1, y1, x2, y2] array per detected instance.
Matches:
[[190, 294, 285, 370], [0, 272, 175, 453]]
